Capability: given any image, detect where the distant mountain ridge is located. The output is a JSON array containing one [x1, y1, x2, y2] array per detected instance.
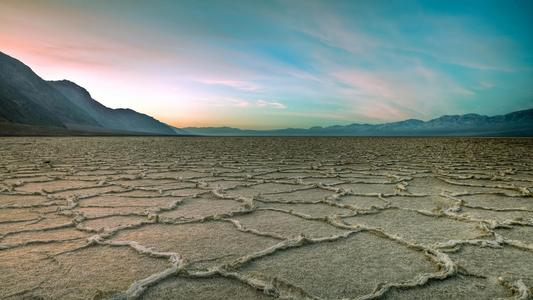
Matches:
[[182, 108, 533, 136], [0, 51, 176, 135]]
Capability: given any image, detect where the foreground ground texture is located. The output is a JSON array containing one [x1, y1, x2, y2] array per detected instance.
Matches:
[[0, 137, 532, 300]]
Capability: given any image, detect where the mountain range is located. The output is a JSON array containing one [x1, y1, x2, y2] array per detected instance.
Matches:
[[0, 51, 176, 135], [182, 109, 533, 136], [1, 50, 532, 136]]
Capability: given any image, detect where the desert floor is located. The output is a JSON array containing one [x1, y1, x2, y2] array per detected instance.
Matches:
[[0, 137, 532, 300]]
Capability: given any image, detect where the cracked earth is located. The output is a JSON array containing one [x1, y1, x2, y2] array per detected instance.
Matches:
[[0, 137, 532, 300]]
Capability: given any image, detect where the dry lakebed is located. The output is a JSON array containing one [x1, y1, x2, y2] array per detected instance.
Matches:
[[0, 137, 532, 299]]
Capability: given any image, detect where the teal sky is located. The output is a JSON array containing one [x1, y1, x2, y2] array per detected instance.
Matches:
[[1, 0, 532, 129]]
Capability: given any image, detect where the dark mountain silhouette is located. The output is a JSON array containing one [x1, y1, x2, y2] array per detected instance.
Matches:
[[0, 51, 176, 135], [0, 52, 97, 128], [182, 109, 533, 136]]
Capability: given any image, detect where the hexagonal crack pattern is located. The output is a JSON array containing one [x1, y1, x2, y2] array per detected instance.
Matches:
[[0, 137, 532, 299]]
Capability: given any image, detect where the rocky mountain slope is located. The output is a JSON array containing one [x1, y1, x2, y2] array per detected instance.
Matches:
[[0, 51, 176, 135]]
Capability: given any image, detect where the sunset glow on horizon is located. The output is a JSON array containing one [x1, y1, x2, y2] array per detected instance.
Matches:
[[1, 0, 532, 129]]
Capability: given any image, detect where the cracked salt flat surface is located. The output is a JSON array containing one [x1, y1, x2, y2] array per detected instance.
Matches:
[[0, 137, 532, 300]]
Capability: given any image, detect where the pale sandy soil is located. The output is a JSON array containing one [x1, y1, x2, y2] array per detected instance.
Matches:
[[0, 137, 532, 300]]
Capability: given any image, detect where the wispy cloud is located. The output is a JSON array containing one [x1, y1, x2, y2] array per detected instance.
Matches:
[[195, 79, 261, 91], [223, 98, 286, 109], [256, 100, 286, 109]]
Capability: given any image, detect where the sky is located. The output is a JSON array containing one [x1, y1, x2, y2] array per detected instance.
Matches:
[[1, 0, 532, 129]]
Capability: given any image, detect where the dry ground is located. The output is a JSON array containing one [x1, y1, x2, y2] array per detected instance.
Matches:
[[0, 137, 532, 300]]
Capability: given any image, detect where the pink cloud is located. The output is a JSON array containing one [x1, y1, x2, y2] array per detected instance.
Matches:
[[332, 70, 397, 99]]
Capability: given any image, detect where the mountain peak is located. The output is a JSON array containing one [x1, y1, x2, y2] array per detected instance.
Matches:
[[0, 51, 177, 135], [49, 80, 92, 98]]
